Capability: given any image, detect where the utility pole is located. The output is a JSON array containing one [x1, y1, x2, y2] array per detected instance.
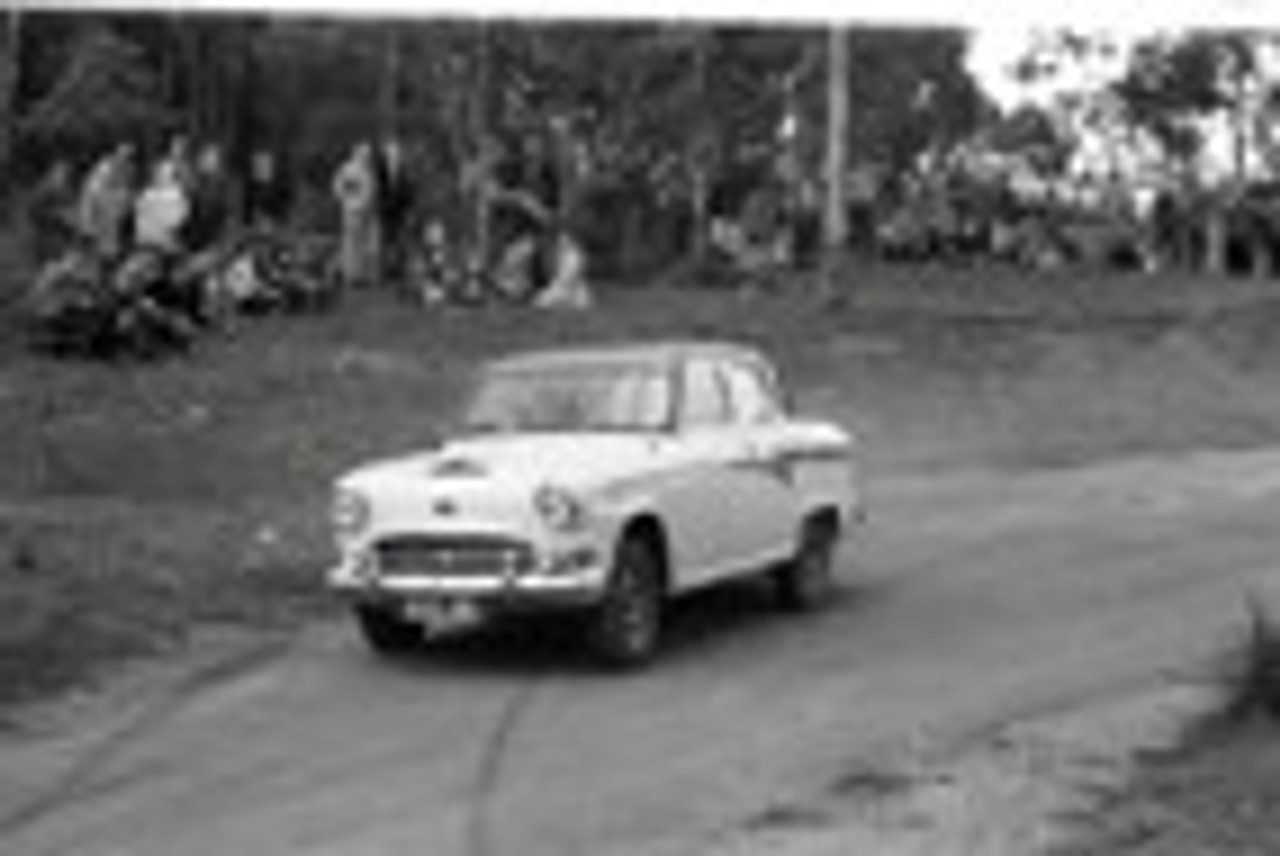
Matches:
[[470, 19, 493, 284], [822, 24, 849, 289]]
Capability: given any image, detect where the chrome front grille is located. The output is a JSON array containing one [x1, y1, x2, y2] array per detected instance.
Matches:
[[375, 535, 535, 579]]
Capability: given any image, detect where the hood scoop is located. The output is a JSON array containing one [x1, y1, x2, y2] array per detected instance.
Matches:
[[430, 456, 488, 479]]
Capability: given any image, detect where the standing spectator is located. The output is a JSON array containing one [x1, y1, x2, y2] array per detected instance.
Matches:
[[133, 161, 190, 254], [333, 143, 380, 289], [26, 160, 77, 264], [78, 144, 137, 259], [376, 138, 415, 287], [116, 160, 196, 333], [163, 135, 196, 194], [183, 143, 231, 253], [243, 149, 293, 230], [175, 143, 235, 328]]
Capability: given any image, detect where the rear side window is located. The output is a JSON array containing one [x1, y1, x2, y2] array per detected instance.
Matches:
[[721, 361, 781, 425], [679, 360, 731, 427]]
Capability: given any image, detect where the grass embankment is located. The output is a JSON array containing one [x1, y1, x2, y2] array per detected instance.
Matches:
[[6, 246, 1280, 707], [1054, 611, 1280, 856]]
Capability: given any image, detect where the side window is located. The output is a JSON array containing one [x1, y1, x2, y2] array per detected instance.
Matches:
[[679, 360, 730, 428], [721, 361, 781, 425]]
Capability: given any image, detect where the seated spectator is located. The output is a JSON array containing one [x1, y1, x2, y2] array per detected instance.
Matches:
[[410, 219, 453, 305], [26, 160, 77, 264], [534, 231, 592, 310], [493, 232, 538, 302]]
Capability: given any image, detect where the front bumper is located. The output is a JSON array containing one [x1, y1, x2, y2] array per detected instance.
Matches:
[[327, 544, 610, 611]]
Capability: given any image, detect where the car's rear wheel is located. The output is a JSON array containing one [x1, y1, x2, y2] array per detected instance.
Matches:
[[773, 516, 838, 611], [355, 602, 423, 655], [589, 534, 664, 668]]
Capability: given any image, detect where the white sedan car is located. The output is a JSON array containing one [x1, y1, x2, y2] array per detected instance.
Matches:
[[328, 341, 862, 667]]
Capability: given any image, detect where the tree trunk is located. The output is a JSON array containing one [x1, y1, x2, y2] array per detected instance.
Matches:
[[227, 21, 257, 225], [1205, 202, 1228, 275], [1230, 61, 1251, 188], [192, 24, 222, 142], [1, 7, 22, 207], [470, 21, 493, 277], [380, 26, 402, 140], [689, 34, 710, 267], [1251, 236, 1269, 278], [549, 115, 574, 228], [690, 160, 709, 265], [822, 25, 849, 287]]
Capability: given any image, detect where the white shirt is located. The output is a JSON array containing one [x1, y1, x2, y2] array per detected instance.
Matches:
[[134, 181, 190, 251]]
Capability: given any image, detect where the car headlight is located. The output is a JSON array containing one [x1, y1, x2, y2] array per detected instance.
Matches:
[[534, 484, 588, 532], [332, 488, 371, 539]]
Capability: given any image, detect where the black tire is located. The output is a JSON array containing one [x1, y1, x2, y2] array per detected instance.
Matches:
[[356, 602, 423, 655], [589, 534, 664, 669], [773, 517, 838, 612]]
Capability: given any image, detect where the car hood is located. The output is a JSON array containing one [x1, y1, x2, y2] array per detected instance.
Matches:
[[342, 432, 669, 497]]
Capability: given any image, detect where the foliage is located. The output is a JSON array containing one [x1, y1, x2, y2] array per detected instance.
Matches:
[[987, 103, 1075, 178], [1112, 32, 1270, 174], [19, 27, 173, 156], [11, 14, 994, 274], [842, 28, 991, 174], [1221, 593, 1280, 722]]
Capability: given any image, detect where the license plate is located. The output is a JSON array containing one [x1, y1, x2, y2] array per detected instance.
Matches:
[[403, 599, 481, 632]]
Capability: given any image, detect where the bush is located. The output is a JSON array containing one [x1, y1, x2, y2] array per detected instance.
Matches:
[[1221, 592, 1280, 721]]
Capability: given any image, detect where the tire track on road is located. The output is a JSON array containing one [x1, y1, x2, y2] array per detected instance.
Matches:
[[0, 633, 294, 837]]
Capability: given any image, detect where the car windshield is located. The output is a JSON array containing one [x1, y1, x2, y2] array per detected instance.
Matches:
[[462, 363, 673, 433]]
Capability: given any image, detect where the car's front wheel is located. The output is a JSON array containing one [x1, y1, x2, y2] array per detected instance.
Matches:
[[355, 602, 423, 655], [588, 534, 664, 668]]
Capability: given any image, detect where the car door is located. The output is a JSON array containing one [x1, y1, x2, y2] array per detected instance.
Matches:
[[717, 358, 804, 567], [658, 358, 755, 587]]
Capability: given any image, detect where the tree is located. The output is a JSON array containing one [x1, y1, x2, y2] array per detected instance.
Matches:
[[1, 9, 21, 204], [1113, 32, 1278, 272], [1004, 30, 1139, 186], [20, 27, 172, 158], [987, 103, 1075, 182], [7, 13, 1000, 277], [841, 28, 990, 180], [1113, 32, 1270, 182]]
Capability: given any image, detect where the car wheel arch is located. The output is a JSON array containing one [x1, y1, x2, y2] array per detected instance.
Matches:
[[772, 505, 844, 612], [617, 513, 671, 595], [803, 506, 842, 544]]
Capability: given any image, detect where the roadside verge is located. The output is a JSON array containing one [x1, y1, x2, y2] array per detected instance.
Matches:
[[702, 682, 1215, 856]]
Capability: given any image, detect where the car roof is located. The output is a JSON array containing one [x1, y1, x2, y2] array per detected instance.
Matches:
[[484, 341, 768, 374]]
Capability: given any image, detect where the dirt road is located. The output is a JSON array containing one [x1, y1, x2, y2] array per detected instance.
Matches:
[[3, 449, 1279, 856]]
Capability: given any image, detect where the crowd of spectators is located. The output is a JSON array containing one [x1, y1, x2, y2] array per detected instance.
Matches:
[[20, 133, 594, 358]]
